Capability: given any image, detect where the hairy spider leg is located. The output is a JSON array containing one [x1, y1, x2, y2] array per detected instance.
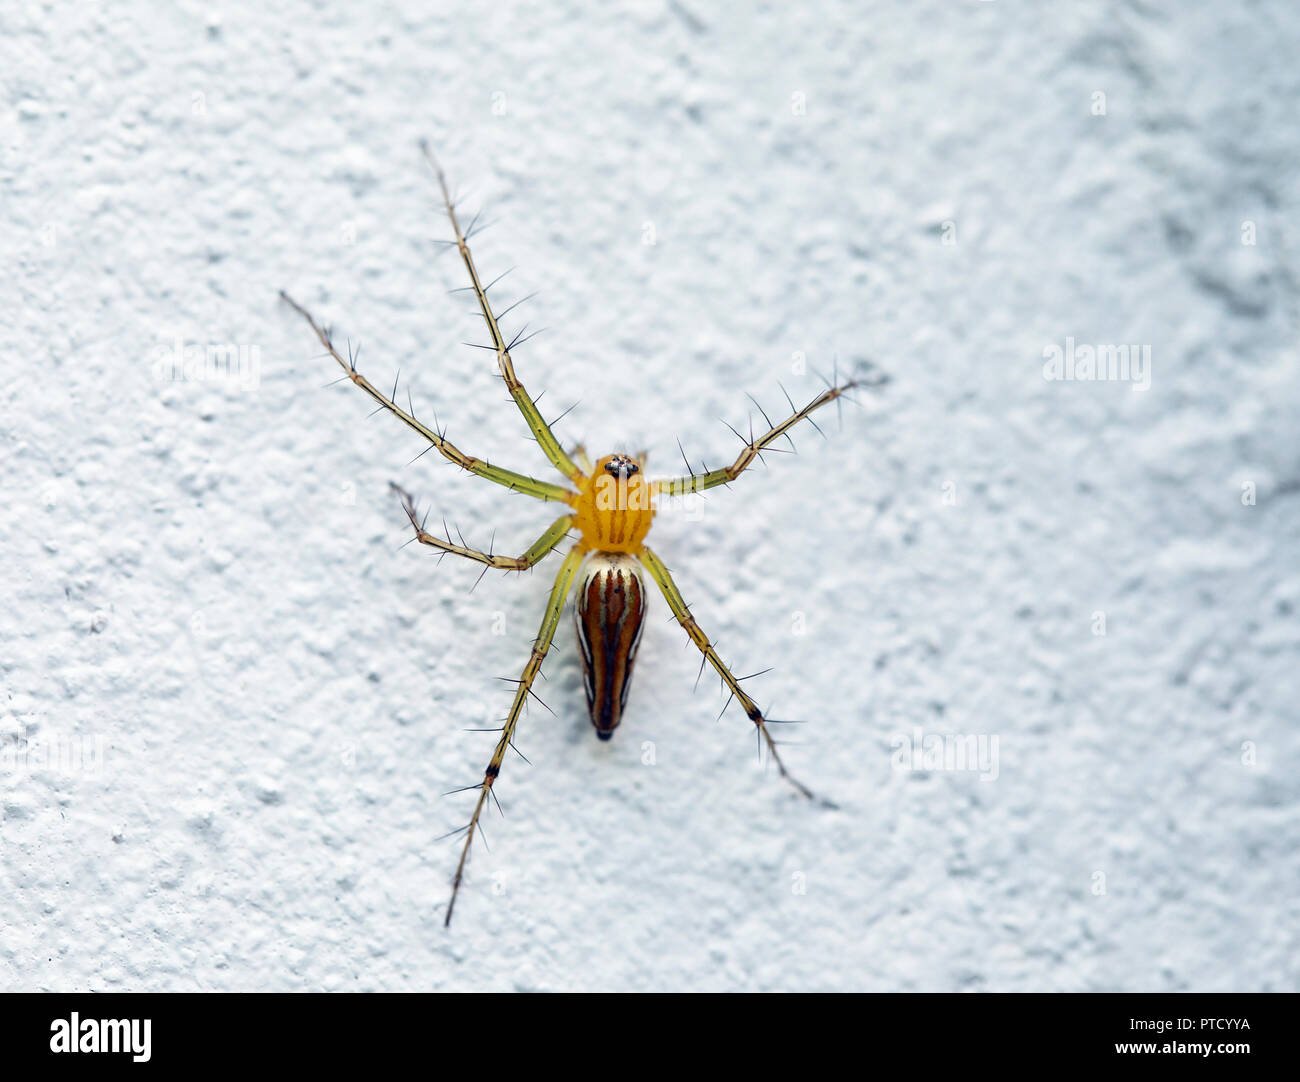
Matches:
[[443, 543, 585, 925], [420, 142, 585, 485], [391, 484, 574, 571], [638, 545, 817, 801], [279, 291, 574, 503], [650, 378, 864, 497]]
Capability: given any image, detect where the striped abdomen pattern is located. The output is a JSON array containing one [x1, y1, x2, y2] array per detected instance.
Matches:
[[574, 552, 648, 740]]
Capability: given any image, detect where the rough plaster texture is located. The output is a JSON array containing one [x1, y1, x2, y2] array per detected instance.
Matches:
[[2, 1, 1298, 991]]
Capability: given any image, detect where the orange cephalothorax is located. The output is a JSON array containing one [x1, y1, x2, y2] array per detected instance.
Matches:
[[571, 453, 655, 553]]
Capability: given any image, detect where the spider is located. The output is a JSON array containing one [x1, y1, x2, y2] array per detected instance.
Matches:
[[281, 144, 878, 925]]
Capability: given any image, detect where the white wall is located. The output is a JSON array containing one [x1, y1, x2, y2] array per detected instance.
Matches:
[[2, 0, 1297, 990]]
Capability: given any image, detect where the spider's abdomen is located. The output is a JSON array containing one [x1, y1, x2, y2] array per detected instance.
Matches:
[[571, 454, 654, 554], [574, 552, 647, 740]]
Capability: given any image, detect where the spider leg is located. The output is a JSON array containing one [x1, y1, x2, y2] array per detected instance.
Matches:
[[638, 545, 818, 801], [420, 142, 585, 485], [650, 376, 868, 497], [442, 543, 585, 925], [569, 444, 595, 474], [280, 291, 575, 503], [391, 484, 573, 571]]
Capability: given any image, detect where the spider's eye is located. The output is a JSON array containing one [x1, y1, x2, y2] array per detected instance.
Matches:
[[604, 454, 639, 478]]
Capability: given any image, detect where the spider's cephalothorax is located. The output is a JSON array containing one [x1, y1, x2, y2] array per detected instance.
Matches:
[[282, 144, 873, 925], [571, 453, 654, 554]]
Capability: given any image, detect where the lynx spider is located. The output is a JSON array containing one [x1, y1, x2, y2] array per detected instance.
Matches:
[[281, 143, 879, 924]]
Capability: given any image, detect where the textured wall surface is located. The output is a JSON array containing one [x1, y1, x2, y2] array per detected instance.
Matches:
[[2, 1, 1297, 991]]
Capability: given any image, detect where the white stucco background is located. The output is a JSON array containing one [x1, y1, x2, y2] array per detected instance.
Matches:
[[2, 0, 1297, 991]]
